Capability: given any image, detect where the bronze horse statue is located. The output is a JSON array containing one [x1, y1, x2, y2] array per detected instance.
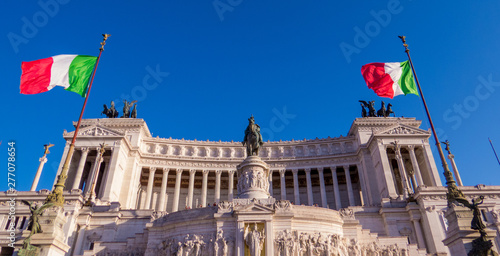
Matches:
[[242, 116, 264, 156]]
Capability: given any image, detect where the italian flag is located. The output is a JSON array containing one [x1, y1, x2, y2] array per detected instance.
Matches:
[[361, 60, 419, 99], [20, 55, 97, 97]]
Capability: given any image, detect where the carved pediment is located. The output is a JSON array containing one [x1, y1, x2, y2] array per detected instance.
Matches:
[[234, 202, 275, 215], [65, 125, 124, 137], [376, 124, 429, 136]]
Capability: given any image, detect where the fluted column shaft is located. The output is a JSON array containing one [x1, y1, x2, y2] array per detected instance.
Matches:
[[188, 169, 196, 208], [172, 169, 183, 212], [72, 148, 89, 190], [279, 169, 286, 200], [448, 154, 463, 186], [331, 167, 342, 209], [228, 170, 235, 201], [408, 145, 424, 187], [158, 168, 169, 211], [215, 170, 222, 204], [344, 165, 355, 206], [394, 147, 410, 199], [292, 169, 300, 205], [268, 170, 273, 196], [318, 167, 327, 208], [145, 167, 156, 209], [305, 168, 313, 206], [31, 157, 48, 191], [201, 170, 209, 207]]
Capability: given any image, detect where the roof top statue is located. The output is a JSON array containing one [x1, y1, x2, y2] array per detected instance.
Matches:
[[242, 115, 264, 156]]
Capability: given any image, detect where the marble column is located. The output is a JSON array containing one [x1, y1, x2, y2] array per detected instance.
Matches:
[[279, 169, 286, 200], [421, 144, 442, 186], [215, 170, 222, 204], [394, 146, 410, 199], [268, 170, 273, 197], [265, 221, 274, 255], [318, 167, 327, 208], [305, 168, 313, 206], [448, 154, 463, 186], [201, 170, 209, 207], [72, 147, 89, 190], [235, 221, 245, 255], [188, 169, 196, 208], [344, 165, 355, 206], [158, 168, 169, 211], [84, 154, 101, 195], [378, 143, 398, 198], [228, 170, 235, 201], [292, 169, 301, 205], [331, 166, 342, 210], [356, 164, 369, 206], [172, 168, 183, 212], [408, 145, 425, 187], [31, 157, 47, 191], [144, 167, 156, 209]]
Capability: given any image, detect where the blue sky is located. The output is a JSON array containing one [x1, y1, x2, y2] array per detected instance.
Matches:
[[1, 1, 500, 192]]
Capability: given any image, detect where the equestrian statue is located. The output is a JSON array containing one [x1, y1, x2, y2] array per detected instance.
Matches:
[[242, 115, 264, 156]]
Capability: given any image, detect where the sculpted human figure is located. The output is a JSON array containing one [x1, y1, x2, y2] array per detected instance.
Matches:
[[245, 223, 265, 256], [122, 100, 137, 118], [131, 104, 137, 118], [21, 201, 53, 237], [242, 116, 264, 156]]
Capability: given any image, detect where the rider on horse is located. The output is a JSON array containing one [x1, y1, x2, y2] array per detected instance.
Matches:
[[242, 116, 264, 156]]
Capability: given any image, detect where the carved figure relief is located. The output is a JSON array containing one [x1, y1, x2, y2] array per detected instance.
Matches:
[[274, 230, 410, 256]]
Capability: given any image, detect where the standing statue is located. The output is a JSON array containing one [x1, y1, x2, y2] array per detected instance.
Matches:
[[386, 103, 395, 117], [245, 223, 265, 256], [360, 103, 367, 117], [242, 115, 264, 156], [122, 100, 137, 118], [441, 140, 451, 154], [131, 104, 137, 118], [467, 196, 487, 235], [359, 100, 376, 117], [377, 101, 386, 117]]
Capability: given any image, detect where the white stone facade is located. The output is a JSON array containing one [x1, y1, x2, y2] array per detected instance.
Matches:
[[1, 117, 500, 255]]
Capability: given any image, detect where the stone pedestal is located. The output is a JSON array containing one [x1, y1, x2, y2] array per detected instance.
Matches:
[[17, 206, 70, 256], [443, 205, 499, 255], [237, 156, 270, 200]]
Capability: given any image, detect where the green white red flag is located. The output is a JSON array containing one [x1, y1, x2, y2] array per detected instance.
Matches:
[[361, 60, 419, 99], [20, 55, 97, 97]]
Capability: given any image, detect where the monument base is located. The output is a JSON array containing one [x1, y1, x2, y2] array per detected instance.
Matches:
[[236, 156, 270, 200]]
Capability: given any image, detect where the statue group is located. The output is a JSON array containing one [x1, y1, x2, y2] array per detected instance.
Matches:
[[359, 100, 395, 118], [101, 100, 138, 118]]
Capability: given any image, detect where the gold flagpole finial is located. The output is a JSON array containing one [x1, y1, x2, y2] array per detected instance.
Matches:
[[100, 34, 111, 51]]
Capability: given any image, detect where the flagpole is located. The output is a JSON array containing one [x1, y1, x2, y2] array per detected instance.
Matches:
[[45, 34, 111, 206], [489, 138, 500, 166], [398, 36, 466, 203]]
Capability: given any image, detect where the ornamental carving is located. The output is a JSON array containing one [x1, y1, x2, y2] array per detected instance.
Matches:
[[237, 167, 269, 193], [339, 208, 355, 220], [149, 230, 234, 256], [274, 200, 292, 212], [217, 201, 233, 213], [274, 231, 410, 256], [151, 211, 167, 221]]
